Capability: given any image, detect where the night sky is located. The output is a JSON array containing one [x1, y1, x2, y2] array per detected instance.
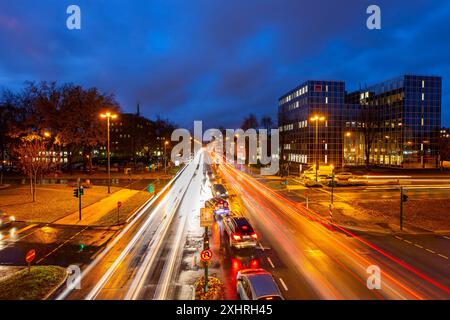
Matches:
[[0, 1, 449, 129]]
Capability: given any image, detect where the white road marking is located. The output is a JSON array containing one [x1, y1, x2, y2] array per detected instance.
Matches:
[[414, 244, 423, 249], [438, 254, 449, 260], [403, 239, 412, 244], [443, 236, 450, 240], [259, 242, 265, 251], [267, 257, 275, 269], [394, 236, 403, 240], [425, 248, 436, 254], [279, 278, 288, 291]]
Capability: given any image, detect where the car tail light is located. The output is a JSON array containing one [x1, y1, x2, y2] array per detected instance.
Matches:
[[232, 233, 242, 241], [250, 232, 258, 239]]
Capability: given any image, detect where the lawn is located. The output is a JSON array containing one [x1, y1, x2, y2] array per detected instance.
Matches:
[[0, 184, 120, 223], [0, 266, 66, 300], [356, 199, 450, 231]]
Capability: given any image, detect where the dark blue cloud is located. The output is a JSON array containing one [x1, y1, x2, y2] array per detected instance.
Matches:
[[0, 0, 449, 128]]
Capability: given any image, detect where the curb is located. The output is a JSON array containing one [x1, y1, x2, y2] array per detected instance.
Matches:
[[44, 269, 68, 300]]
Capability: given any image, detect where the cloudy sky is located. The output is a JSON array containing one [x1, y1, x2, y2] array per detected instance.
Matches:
[[0, 1, 449, 128]]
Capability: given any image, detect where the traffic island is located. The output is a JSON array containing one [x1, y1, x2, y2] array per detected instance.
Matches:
[[0, 266, 67, 300], [194, 276, 224, 300]]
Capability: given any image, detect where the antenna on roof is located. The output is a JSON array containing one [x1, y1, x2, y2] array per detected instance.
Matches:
[[137, 102, 140, 116]]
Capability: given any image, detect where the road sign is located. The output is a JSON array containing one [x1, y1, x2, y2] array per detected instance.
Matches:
[[200, 249, 213, 262], [25, 249, 36, 263], [200, 207, 214, 227], [117, 201, 122, 208]]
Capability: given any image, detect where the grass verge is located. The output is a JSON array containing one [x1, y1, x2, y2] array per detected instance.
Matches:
[[0, 266, 66, 300]]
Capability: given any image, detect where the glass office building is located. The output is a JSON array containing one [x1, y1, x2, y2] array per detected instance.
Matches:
[[278, 75, 442, 172]]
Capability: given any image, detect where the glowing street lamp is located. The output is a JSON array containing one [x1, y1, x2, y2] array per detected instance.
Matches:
[[100, 112, 118, 193], [309, 115, 326, 182], [164, 140, 169, 174]]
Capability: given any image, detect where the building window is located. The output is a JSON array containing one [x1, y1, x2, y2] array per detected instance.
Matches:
[[422, 93, 425, 101]]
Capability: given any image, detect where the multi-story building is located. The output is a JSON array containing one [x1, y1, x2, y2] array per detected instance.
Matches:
[[278, 75, 442, 172]]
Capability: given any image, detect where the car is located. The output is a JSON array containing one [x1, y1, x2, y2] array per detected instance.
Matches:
[[224, 216, 258, 249], [335, 172, 354, 180], [0, 213, 15, 229], [212, 183, 228, 198], [237, 269, 284, 300], [205, 198, 230, 216]]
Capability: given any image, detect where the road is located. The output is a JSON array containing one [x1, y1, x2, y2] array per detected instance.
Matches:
[[55, 150, 212, 300], [218, 162, 450, 299], [3, 148, 448, 300]]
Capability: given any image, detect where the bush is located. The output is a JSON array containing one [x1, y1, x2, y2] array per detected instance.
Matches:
[[194, 276, 224, 300]]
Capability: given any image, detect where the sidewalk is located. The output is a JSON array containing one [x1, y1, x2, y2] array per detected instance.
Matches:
[[54, 189, 139, 225]]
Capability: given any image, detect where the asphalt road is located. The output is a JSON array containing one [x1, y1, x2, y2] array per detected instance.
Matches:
[[218, 162, 450, 299]]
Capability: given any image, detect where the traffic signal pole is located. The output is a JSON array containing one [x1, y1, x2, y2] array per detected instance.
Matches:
[[399, 186, 408, 230], [78, 179, 82, 221], [203, 226, 209, 293]]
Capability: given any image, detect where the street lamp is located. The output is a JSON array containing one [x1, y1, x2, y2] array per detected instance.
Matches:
[[164, 140, 169, 174], [100, 112, 118, 194], [310, 115, 326, 182]]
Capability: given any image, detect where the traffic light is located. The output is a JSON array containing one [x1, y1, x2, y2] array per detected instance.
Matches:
[[73, 188, 79, 198], [79, 244, 85, 252], [401, 193, 408, 202], [79, 187, 84, 196], [148, 183, 154, 193]]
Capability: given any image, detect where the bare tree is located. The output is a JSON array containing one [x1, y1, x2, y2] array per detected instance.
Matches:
[[438, 135, 450, 170], [260, 115, 274, 132], [13, 133, 55, 202], [241, 114, 259, 131], [360, 104, 380, 168]]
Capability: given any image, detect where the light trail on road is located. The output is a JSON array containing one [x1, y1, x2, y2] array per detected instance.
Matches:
[[219, 161, 450, 299]]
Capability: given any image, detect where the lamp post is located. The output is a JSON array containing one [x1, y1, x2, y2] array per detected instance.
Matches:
[[100, 112, 118, 194], [310, 115, 326, 182], [164, 140, 169, 174]]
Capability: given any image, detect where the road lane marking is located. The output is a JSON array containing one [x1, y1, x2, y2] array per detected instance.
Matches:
[[259, 242, 265, 251], [425, 248, 436, 254], [267, 257, 275, 269], [437, 254, 448, 260], [414, 244, 423, 249], [394, 236, 403, 240], [443, 236, 450, 240], [36, 226, 89, 264], [403, 239, 412, 244], [279, 278, 288, 291]]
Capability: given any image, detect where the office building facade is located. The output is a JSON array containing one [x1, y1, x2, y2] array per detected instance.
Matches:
[[278, 75, 442, 172]]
